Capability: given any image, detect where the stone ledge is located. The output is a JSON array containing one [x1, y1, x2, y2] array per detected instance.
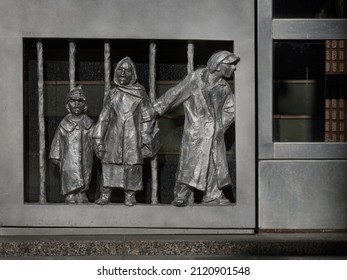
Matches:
[[1, 234, 347, 259]]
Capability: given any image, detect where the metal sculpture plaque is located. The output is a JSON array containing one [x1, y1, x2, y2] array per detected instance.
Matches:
[[49, 51, 238, 207]]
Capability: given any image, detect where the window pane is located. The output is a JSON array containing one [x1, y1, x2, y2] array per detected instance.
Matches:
[[274, 40, 347, 142], [273, 0, 347, 18]]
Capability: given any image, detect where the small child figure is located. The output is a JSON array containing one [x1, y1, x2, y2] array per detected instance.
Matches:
[[50, 87, 95, 204]]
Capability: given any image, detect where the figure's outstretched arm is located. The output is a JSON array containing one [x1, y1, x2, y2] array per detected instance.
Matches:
[[153, 72, 193, 116]]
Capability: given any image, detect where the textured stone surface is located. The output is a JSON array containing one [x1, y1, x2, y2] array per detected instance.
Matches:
[[259, 241, 347, 256], [124, 240, 256, 256], [1, 234, 347, 259], [0, 240, 123, 258]]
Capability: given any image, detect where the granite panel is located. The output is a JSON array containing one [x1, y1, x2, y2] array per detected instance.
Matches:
[[1, 234, 347, 259], [124, 240, 257, 256], [259, 241, 347, 256], [0, 240, 123, 258]]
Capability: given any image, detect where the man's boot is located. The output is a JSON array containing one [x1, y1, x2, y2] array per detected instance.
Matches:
[[65, 193, 77, 204], [171, 183, 191, 207]]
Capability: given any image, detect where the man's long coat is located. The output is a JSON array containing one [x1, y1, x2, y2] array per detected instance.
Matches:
[[154, 68, 235, 191]]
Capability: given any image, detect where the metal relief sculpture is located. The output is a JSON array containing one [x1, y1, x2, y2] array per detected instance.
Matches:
[[153, 51, 240, 206], [93, 57, 158, 206], [49, 87, 95, 204], [48, 49, 237, 207]]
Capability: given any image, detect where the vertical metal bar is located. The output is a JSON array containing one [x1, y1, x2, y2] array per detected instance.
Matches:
[[69, 41, 76, 91], [149, 42, 159, 204], [104, 40, 111, 99], [187, 41, 195, 205], [187, 42, 194, 74], [37, 40, 46, 203]]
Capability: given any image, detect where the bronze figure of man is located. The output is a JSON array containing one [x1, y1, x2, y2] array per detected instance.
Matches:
[[153, 51, 240, 206]]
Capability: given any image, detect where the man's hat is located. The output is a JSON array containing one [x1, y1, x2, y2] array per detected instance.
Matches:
[[221, 52, 240, 65], [207, 50, 240, 72]]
